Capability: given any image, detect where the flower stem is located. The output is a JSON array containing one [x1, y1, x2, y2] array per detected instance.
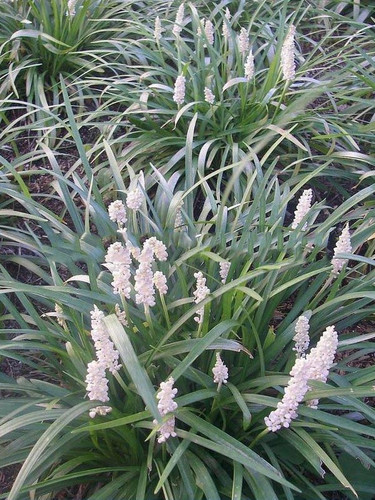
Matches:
[[249, 428, 269, 449], [160, 294, 171, 329], [309, 275, 333, 310]]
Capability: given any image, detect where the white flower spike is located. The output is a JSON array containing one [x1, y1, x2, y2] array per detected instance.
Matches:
[[204, 19, 214, 46], [172, 4, 185, 37], [265, 324, 338, 431], [264, 356, 309, 432], [305, 325, 338, 409], [67, 0, 77, 17], [332, 224, 352, 275], [281, 25, 296, 81], [173, 74, 186, 105], [244, 50, 255, 80], [204, 87, 215, 104], [153, 377, 178, 443], [90, 306, 121, 374], [86, 360, 111, 418], [219, 261, 230, 284], [238, 27, 249, 54], [154, 16, 163, 42], [193, 271, 210, 324], [291, 189, 313, 230], [126, 187, 143, 211], [104, 242, 132, 298], [293, 315, 310, 358], [108, 200, 127, 227], [222, 8, 231, 40], [153, 271, 168, 295], [212, 353, 229, 389]]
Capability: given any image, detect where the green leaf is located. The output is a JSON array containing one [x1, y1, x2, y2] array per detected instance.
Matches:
[[72, 410, 151, 433], [226, 383, 252, 431], [8, 402, 94, 500], [293, 428, 357, 497], [104, 315, 159, 420], [169, 320, 238, 382], [0, 410, 64, 438], [154, 439, 191, 494], [187, 451, 221, 500], [136, 461, 148, 500], [232, 461, 243, 500], [177, 411, 299, 491]]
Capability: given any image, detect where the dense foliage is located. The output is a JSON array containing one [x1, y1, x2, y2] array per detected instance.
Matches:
[[0, 1, 374, 499]]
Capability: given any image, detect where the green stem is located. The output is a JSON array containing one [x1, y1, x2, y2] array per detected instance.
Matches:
[[113, 371, 131, 397], [120, 294, 130, 326], [249, 428, 269, 449], [272, 80, 289, 120], [309, 275, 333, 310], [196, 320, 203, 338], [145, 304, 156, 339], [160, 294, 171, 330]]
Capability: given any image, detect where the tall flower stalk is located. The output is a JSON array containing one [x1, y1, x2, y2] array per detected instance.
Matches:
[[265, 325, 338, 432], [332, 224, 352, 275], [193, 271, 210, 325], [291, 189, 313, 230], [281, 25, 296, 81], [173, 74, 186, 105], [153, 377, 178, 443]]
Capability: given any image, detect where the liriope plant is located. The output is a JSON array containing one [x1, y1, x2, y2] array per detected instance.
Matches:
[[72, 0, 375, 191], [0, 149, 374, 499], [0, 0, 129, 105]]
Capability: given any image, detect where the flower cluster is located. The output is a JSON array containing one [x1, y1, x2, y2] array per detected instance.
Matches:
[[154, 16, 163, 42], [86, 360, 110, 418], [172, 4, 185, 37], [212, 353, 229, 388], [153, 271, 168, 295], [173, 74, 186, 105], [115, 303, 127, 326], [193, 271, 210, 324], [108, 200, 127, 229], [293, 315, 310, 358], [134, 237, 168, 307], [134, 244, 155, 307], [305, 326, 338, 408], [204, 19, 215, 46], [244, 50, 254, 80], [281, 25, 297, 81], [90, 306, 121, 374], [147, 237, 168, 261], [264, 356, 309, 432], [85, 306, 121, 418], [153, 377, 178, 443], [105, 198, 169, 308], [126, 187, 143, 211], [54, 303, 66, 328], [222, 8, 231, 40], [67, 0, 77, 17], [104, 242, 132, 297], [265, 325, 338, 432], [238, 28, 249, 54], [204, 87, 215, 104], [332, 224, 352, 275], [174, 201, 184, 230], [219, 261, 230, 284], [291, 189, 313, 230]]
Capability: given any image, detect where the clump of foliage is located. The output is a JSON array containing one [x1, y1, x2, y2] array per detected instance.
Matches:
[[78, 0, 375, 190], [0, 1, 375, 499], [0, 148, 375, 498], [0, 0, 127, 104]]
